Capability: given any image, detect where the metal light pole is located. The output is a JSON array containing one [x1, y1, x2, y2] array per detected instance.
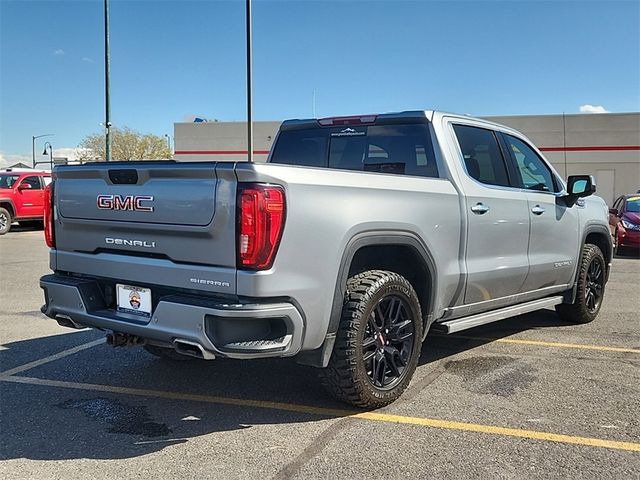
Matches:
[[164, 134, 172, 151], [32, 134, 54, 168], [104, 0, 112, 161], [246, 0, 253, 163], [42, 142, 54, 170]]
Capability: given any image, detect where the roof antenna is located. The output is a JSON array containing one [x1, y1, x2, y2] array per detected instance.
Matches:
[[246, 0, 253, 163]]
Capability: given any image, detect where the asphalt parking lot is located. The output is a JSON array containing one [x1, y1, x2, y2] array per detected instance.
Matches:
[[1, 228, 639, 479]]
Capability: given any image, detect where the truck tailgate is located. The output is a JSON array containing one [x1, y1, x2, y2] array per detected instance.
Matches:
[[53, 162, 237, 271]]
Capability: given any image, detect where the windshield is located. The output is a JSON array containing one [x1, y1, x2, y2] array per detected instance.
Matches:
[[270, 123, 439, 178], [0, 175, 20, 189], [626, 197, 640, 213]]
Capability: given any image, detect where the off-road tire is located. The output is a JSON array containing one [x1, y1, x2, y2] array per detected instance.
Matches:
[[320, 270, 423, 408], [144, 344, 196, 361], [555, 244, 606, 324], [0, 207, 12, 235]]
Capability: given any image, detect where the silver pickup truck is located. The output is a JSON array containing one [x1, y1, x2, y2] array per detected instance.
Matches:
[[40, 110, 611, 407]]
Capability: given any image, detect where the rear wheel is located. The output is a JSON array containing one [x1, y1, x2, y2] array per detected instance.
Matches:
[[556, 244, 606, 324], [0, 207, 12, 235], [321, 270, 423, 408], [144, 344, 195, 361]]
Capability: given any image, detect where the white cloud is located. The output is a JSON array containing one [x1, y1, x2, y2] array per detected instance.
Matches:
[[53, 49, 65, 56], [579, 104, 610, 114], [81, 57, 94, 63], [0, 152, 32, 169], [0, 148, 87, 171], [53, 147, 86, 160]]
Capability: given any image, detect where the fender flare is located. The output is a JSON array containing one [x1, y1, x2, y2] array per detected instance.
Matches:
[[296, 230, 438, 368], [0, 198, 16, 217]]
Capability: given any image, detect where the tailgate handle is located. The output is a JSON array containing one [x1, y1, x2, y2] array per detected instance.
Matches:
[[109, 169, 139, 184]]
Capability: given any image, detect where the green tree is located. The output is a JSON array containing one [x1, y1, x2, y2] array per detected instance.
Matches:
[[78, 127, 172, 161]]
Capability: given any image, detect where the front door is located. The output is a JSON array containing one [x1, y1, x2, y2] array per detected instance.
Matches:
[[451, 124, 531, 304], [16, 175, 44, 217], [501, 133, 580, 291]]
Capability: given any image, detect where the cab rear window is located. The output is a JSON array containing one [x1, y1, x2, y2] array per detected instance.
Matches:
[[270, 123, 439, 178]]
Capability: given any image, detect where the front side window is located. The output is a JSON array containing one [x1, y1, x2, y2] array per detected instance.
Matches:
[[21, 176, 42, 190], [452, 124, 510, 187], [504, 135, 558, 192]]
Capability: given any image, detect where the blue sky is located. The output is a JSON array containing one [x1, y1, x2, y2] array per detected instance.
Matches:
[[1, 0, 638, 164]]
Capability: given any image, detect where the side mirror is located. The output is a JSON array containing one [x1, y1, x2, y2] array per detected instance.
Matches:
[[17, 183, 33, 191], [564, 175, 596, 206], [609, 208, 619, 216]]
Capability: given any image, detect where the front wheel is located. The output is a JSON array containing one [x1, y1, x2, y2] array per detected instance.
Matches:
[[556, 244, 606, 324], [0, 207, 12, 235], [321, 270, 423, 408]]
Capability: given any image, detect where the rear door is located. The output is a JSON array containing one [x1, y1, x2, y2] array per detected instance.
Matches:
[[451, 124, 530, 304], [500, 133, 580, 290]]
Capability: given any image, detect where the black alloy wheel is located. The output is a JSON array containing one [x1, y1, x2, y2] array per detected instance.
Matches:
[[585, 256, 604, 313], [362, 295, 415, 390]]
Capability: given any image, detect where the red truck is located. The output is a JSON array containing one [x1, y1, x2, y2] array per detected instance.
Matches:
[[0, 170, 52, 235]]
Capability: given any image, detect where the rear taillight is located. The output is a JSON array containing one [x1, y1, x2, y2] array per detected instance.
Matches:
[[44, 182, 55, 248], [237, 184, 286, 270]]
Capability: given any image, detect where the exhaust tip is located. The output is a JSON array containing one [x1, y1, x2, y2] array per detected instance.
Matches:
[[55, 314, 85, 330], [173, 339, 215, 360]]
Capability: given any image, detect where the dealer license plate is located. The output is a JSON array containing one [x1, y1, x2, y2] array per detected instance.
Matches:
[[116, 284, 152, 316]]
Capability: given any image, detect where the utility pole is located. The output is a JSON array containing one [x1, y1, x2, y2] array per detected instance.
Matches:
[[104, 0, 112, 161], [246, 0, 253, 163]]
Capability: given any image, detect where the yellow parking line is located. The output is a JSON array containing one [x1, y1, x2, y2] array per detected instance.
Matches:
[[3, 375, 639, 453], [435, 334, 640, 354], [0, 338, 105, 378]]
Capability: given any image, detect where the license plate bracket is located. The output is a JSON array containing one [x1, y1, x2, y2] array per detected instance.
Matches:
[[116, 284, 152, 317]]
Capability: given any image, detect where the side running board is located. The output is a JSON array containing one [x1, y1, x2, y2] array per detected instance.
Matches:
[[434, 296, 564, 334]]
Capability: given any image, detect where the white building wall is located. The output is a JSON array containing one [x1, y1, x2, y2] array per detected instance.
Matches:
[[174, 113, 640, 206]]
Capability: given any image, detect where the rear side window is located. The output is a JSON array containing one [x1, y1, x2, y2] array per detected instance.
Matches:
[[453, 125, 510, 187], [271, 123, 439, 178]]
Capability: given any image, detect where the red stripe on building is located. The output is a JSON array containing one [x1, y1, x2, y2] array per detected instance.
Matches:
[[176, 146, 640, 155], [174, 150, 271, 155], [538, 146, 640, 152]]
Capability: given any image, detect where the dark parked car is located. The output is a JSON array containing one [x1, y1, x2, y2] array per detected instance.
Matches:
[[609, 194, 640, 254]]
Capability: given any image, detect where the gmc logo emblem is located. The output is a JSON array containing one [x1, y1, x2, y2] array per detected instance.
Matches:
[[97, 194, 154, 212]]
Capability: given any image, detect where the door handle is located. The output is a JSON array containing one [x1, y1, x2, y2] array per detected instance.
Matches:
[[531, 205, 545, 215], [471, 202, 490, 215]]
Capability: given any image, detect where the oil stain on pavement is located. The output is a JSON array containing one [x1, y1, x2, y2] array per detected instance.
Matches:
[[445, 355, 537, 397], [58, 397, 172, 437]]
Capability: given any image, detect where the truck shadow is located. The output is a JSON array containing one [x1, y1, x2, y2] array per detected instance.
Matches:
[[0, 309, 571, 461]]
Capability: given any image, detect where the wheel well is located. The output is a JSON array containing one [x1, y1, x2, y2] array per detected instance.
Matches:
[[0, 202, 14, 217], [585, 232, 612, 266], [348, 244, 433, 325]]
